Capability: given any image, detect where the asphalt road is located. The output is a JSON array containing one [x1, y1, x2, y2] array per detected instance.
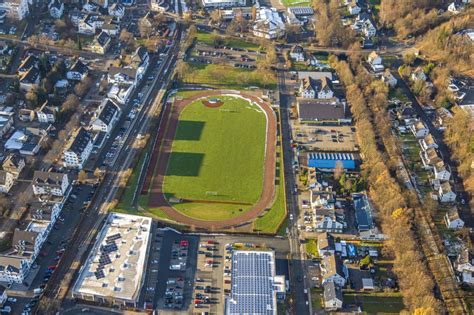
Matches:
[[277, 70, 311, 315]]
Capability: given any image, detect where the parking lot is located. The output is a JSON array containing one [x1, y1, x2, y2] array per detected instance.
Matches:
[[189, 43, 264, 69], [291, 125, 359, 152], [139, 229, 198, 312]]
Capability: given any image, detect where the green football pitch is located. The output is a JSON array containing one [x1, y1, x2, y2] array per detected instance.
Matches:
[[163, 96, 267, 221]]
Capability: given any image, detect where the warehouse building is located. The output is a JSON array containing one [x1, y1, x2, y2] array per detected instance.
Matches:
[[226, 250, 279, 315], [72, 213, 152, 307], [307, 152, 356, 170]]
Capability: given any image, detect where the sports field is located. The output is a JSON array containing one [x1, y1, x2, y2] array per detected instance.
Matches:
[[163, 96, 267, 220]]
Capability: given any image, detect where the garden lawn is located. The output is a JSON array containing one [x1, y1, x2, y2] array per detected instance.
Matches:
[[184, 62, 277, 89], [196, 30, 260, 50], [163, 96, 267, 220], [344, 293, 405, 314], [281, 0, 311, 6]]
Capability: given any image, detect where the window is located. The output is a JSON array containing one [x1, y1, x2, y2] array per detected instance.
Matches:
[[102, 283, 108, 288]]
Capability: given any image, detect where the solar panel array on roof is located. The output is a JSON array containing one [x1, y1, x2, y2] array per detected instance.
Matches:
[[227, 251, 276, 315], [308, 152, 354, 161], [106, 233, 121, 241], [288, 6, 314, 15], [95, 269, 105, 279], [99, 253, 112, 265], [101, 242, 118, 253], [307, 152, 357, 170]]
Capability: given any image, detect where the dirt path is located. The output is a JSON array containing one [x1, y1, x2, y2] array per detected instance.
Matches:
[[147, 90, 277, 229]]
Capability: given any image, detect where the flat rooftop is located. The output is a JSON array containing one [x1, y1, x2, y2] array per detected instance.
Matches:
[[226, 250, 277, 315], [73, 213, 152, 303]]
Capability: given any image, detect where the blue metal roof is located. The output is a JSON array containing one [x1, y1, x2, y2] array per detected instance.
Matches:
[[307, 152, 356, 170]]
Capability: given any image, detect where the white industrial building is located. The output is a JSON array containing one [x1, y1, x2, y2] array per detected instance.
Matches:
[[72, 213, 152, 307]]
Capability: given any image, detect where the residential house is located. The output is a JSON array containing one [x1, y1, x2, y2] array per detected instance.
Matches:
[[455, 249, 474, 285], [353, 13, 376, 38], [0, 114, 13, 138], [0, 170, 15, 193], [17, 55, 39, 75], [13, 221, 49, 261], [419, 134, 438, 151], [19, 67, 40, 92], [5, 129, 45, 156], [108, 67, 138, 86], [2, 154, 25, 178], [36, 101, 57, 124], [317, 232, 335, 257], [396, 103, 417, 120], [63, 127, 93, 169], [18, 109, 35, 122], [381, 70, 397, 87], [445, 206, 464, 229], [253, 7, 286, 39], [90, 99, 120, 133], [323, 282, 343, 311], [48, 0, 64, 19], [348, 0, 361, 15], [0, 0, 29, 20], [108, 3, 125, 18], [410, 120, 429, 139], [90, 31, 111, 54], [131, 46, 149, 73], [0, 255, 31, 283], [320, 254, 347, 287], [107, 83, 134, 105], [420, 147, 442, 170], [300, 77, 334, 99], [411, 67, 427, 82], [367, 51, 384, 72], [448, 1, 463, 14], [0, 41, 9, 55], [32, 171, 70, 197], [67, 60, 89, 81], [290, 45, 305, 62], [0, 285, 6, 306], [101, 22, 120, 37], [314, 210, 345, 233], [433, 161, 451, 181], [438, 182, 456, 203]]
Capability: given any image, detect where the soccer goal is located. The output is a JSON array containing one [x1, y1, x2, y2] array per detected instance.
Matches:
[[206, 191, 218, 196]]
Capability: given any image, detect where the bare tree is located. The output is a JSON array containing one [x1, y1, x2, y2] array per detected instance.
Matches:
[[333, 161, 344, 180]]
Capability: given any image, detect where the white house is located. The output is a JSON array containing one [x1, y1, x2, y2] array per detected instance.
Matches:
[[290, 45, 305, 62], [433, 161, 451, 181], [90, 99, 120, 134], [410, 120, 429, 139], [367, 51, 384, 72], [36, 101, 57, 124], [455, 249, 474, 285], [411, 67, 427, 82], [323, 282, 343, 311], [2, 154, 25, 179], [0, 0, 29, 20], [448, 1, 463, 14], [445, 206, 464, 229], [420, 147, 442, 169], [32, 171, 70, 197], [19, 67, 40, 92], [381, 70, 397, 87], [67, 60, 89, 81], [108, 3, 125, 18], [321, 255, 347, 287], [300, 77, 334, 99], [48, 0, 64, 19], [107, 83, 134, 105], [0, 255, 31, 283], [90, 31, 111, 55], [348, 1, 361, 15], [63, 127, 93, 169], [419, 134, 438, 151], [317, 233, 335, 257], [0, 170, 15, 193], [438, 182, 456, 203]]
